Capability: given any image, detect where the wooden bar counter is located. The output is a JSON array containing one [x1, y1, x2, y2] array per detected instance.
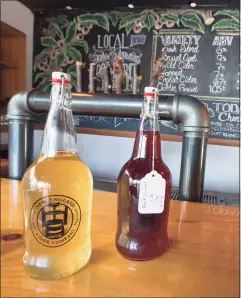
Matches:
[[1, 178, 240, 297]]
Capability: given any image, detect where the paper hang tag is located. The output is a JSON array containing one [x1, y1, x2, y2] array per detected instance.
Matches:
[[138, 170, 166, 215]]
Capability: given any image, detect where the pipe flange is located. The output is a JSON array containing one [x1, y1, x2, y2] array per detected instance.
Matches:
[[172, 94, 179, 124], [182, 127, 210, 133]]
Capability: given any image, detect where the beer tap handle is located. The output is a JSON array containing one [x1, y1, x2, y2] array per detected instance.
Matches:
[[88, 63, 97, 93], [150, 57, 165, 88]]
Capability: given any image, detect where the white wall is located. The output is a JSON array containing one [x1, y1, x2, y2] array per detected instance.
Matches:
[[33, 130, 240, 194], [1, 0, 34, 89], [3, 1, 240, 194]]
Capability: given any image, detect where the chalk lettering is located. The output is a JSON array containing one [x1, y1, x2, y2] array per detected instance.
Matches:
[[97, 33, 128, 49], [213, 103, 240, 114], [160, 35, 201, 46], [89, 33, 145, 92], [218, 112, 240, 123], [179, 84, 199, 93], [180, 44, 199, 53], [162, 45, 177, 53], [212, 36, 233, 46]]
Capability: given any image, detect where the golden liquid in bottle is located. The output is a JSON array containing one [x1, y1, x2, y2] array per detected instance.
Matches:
[[22, 151, 93, 280]]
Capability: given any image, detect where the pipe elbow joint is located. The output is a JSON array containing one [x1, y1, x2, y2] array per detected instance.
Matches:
[[7, 89, 36, 121], [172, 94, 210, 133]]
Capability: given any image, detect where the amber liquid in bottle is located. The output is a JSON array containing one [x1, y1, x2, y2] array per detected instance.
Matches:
[[115, 90, 172, 261], [22, 73, 93, 279]]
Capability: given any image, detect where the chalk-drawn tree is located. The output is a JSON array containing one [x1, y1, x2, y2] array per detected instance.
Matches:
[[212, 10, 240, 32], [34, 19, 88, 91]]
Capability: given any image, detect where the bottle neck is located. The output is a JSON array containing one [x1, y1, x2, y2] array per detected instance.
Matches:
[[40, 84, 77, 158], [132, 96, 162, 160]]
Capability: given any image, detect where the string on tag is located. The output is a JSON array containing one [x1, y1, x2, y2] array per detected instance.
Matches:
[[58, 75, 65, 121], [59, 75, 65, 108]]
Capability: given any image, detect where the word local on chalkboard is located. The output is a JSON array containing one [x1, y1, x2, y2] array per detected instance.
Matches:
[[88, 33, 146, 92]]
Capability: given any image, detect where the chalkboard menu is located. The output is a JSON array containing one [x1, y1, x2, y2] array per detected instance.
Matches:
[[152, 32, 239, 99], [33, 8, 240, 144]]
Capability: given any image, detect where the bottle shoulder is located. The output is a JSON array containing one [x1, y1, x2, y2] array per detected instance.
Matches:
[[118, 158, 172, 182], [22, 155, 92, 186], [22, 159, 38, 180]]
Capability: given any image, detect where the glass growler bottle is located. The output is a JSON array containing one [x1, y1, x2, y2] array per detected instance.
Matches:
[[115, 87, 172, 261], [22, 72, 93, 279]]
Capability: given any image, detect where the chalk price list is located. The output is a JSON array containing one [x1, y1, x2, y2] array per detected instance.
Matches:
[[156, 34, 201, 94], [209, 46, 227, 94]]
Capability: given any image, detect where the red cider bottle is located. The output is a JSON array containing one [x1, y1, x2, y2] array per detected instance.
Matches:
[[115, 87, 172, 261]]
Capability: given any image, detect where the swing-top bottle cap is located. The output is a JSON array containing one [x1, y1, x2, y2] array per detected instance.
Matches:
[[144, 87, 159, 98], [52, 72, 71, 85]]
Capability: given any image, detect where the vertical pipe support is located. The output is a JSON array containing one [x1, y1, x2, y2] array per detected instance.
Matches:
[[7, 90, 36, 180], [172, 94, 210, 202], [179, 132, 208, 202], [8, 120, 34, 180]]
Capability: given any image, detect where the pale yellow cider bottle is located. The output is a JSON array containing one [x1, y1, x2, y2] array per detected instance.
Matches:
[[22, 72, 93, 280]]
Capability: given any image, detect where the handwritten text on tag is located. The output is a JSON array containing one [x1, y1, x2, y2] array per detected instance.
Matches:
[[138, 170, 166, 214]]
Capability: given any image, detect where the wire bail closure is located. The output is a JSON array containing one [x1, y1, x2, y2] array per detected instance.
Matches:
[[59, 75, 65, 108], [140, 90, 158, 176], [151, 92, 157, 175], [51, 74, 71, 111], [54, 75, 67, 110]]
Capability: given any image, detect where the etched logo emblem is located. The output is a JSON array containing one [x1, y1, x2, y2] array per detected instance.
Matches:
[[30, 195, 81, 247]]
